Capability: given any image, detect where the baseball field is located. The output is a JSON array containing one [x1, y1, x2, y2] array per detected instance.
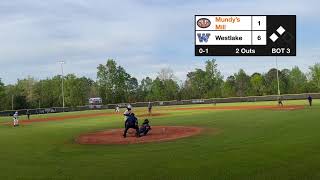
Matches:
[[0, 100, 319, 180]]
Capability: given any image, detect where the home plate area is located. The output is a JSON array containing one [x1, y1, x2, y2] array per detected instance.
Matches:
[[76, 126, 203, 145]]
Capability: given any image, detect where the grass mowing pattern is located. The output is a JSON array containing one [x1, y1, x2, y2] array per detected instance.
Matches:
[[0, 100, 319, 180]]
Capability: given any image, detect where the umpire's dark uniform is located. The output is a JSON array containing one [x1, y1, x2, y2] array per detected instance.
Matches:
[[123, 114, 140, 138]]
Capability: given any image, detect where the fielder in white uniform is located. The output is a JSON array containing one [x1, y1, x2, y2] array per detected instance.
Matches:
[[13, 111, 19, 127], [115, 105, 120, 113]]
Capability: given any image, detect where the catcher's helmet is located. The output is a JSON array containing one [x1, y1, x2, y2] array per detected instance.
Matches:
[[144, 119, 149, 124]]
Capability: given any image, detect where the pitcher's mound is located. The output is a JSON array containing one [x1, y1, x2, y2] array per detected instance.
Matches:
[[76, 126, 203, 145]]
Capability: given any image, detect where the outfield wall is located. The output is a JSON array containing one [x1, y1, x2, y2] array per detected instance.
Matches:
[[0, 93, 319, 116]]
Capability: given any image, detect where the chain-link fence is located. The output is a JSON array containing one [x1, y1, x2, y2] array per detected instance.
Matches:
[[1, 93, 319, 116]]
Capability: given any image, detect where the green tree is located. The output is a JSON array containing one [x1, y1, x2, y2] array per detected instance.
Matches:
[[163, 79, 179, 100], [126, 77, 138, 102], [64, 74, 94, 107], [184, 69, 207, 99], [12, 77, 38, 108], [264, 68, 291, 95], [97, 59, 138, 104], [147, 68, 180, 101], [280, 69, 290, 94], [222, 76, 236, 97], [148, 77, 164, 101], [137, 77, 153, 101], [182, 59, 223, 99], [0, 78, 6, 110], [204, 59, 223, 98], [264, 68, 278, 94], [288, 66, 307, 93], [309, 63, 320, 91], [3, 84, 28, 110], [97, 59, 117, 103], [88, 82, 99, 98], [2, 85, 15, 110], [234, 69, 250, 97], [114, 66, 131, 103], [264, 68, 282, 95], [39, 76, 63, 107], [250, 73, 265, 96]]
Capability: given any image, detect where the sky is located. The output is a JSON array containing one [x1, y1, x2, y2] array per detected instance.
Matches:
[[0, 0, 319, 85]]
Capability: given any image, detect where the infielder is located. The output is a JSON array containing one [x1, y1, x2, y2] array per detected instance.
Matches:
[[308, 95, 313, 106], [13, 111, 19, 127], [278, 96, 283, 106], [26, 110, 31, 120], [148, 102, 152, 115], [115, 105, 120, 113]]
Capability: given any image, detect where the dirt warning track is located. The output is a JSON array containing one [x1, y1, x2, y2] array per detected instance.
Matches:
[[1, 105, 304, 126], [1, 112, 168, 125], [173, 105, 304, 111]]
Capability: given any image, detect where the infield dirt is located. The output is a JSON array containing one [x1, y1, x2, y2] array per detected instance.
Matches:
[[75, 126, 204, 145]]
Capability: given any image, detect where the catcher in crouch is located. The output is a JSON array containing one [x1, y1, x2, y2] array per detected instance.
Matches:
[[139, 119, 151, 136], [123, 113, 140, 138]]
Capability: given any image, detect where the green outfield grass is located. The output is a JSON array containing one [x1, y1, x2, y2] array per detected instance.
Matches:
[[0, 100, 319, 180]]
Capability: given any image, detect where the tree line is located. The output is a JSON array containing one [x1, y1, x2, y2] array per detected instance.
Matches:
[[0, 59, 319, 110]]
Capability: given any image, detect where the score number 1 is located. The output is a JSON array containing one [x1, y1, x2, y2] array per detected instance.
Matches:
[[199, 48, 209, 54]]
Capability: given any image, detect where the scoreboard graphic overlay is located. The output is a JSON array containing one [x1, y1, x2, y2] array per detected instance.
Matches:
[[195, 15, 296, 56]]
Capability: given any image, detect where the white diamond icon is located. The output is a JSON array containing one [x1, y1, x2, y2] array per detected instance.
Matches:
[[277, 26, 286, 35], [270, 33, 278, 42]]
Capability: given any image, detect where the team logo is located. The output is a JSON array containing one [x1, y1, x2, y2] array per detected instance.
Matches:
[[197, 33, 210, 43], [197, 18, 211, 28]]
